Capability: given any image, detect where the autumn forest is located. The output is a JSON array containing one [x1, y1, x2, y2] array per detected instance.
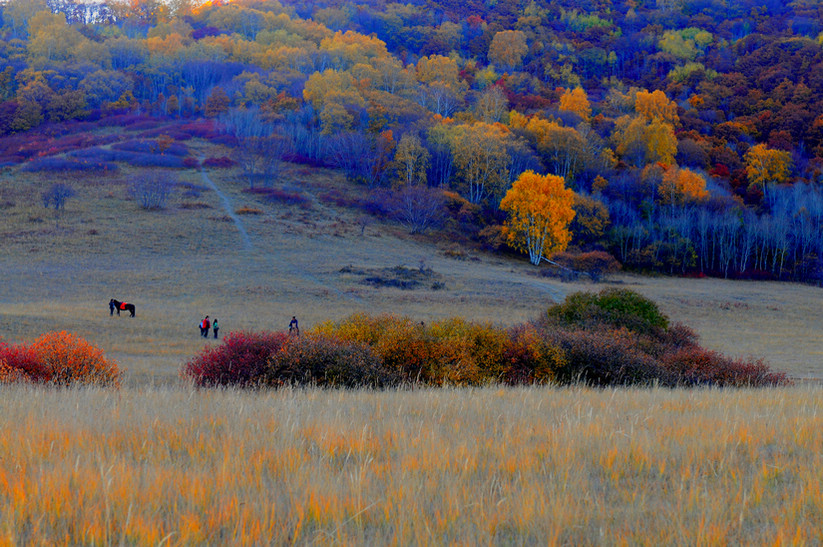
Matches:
[[2, 0, 823, 281]]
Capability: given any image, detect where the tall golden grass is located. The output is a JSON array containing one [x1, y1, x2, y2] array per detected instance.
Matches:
[[1, 385, 821, 544]]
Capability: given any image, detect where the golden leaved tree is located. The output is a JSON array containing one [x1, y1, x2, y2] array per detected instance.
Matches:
[[745, 144, 792, 206], [394, 133, 429, 188], [558, 87, 591, 122], [500, 171, 576, 266]]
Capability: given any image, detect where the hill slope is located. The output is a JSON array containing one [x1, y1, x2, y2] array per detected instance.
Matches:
[[1, 136, 821, 383]]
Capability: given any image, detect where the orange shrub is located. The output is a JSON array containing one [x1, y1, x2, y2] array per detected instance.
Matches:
[[315, 314, 441, 383], [428, 318, 509, 384], [29, 331, 122, 387], [502, 323, 567, 385]]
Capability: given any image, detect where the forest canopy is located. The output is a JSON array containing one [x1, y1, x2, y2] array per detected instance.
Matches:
[[2, 0, 823, 282]]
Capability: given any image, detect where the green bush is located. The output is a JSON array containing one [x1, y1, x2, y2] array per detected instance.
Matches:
[[547, 288, 669, 336]]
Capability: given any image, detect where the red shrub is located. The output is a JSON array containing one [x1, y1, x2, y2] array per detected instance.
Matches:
[[181, 331, 289, 387], [0, 342, 44, 384], [203, 156, 235, 168], [660, 346, 789, 387]]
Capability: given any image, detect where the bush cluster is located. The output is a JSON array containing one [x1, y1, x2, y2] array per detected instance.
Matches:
[[111, 139, 189, 156], [182, 290, 789, 390], [0, 332, 121, 387], [542, 288, 788, 387], [21, 157, 117, 172], [203, 156, 235, 168], [68, 147, 186, 168], [181, 331, 289, 387]]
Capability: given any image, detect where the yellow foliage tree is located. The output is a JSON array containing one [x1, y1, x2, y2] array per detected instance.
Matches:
[[416, 55, 462, 89], [394, 133, 430, 188], [524, 115, 590, 181], [614, 115, 677, 167], [559, 87, 591, 122], [634, 89, 679, 126], [447, 122, 511, 204], [500, 171, 576, 265], [745, 144, 792, 205], [474, 85, 509, 123]]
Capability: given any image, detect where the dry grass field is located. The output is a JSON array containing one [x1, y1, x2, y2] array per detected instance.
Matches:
[[2, 384, 822, 545], [1, 136, 823, 383]]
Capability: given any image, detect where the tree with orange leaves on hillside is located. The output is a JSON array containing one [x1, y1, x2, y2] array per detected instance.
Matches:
[[500, 171, 576, 266], [559, 87, 592, 122], [659, 166, 709, 207]]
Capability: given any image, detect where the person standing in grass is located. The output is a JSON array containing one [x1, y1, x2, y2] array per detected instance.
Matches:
[[289, 316, 299, 336], [212, 318, 219, 339]]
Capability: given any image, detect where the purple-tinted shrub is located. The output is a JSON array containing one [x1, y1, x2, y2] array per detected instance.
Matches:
[[182, 157, 200, 168], [660, 346, 789, 387], [181, 331, 289, 387], [245, 187, 311, 207], [21, 157, 118, 172], [177, 120, 219, 139], [112, 139, 189, 156], [69, 148, 185, 168], [264, 334, 397, 388], [204, 156, 235, 168], [546, 327, 670, 386]]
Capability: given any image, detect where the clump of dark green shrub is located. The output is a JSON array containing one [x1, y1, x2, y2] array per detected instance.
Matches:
[[547, 288, 669, 336], [264, 334, 398, 388]]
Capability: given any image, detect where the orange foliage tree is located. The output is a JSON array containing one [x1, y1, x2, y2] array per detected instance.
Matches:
[[487, 30, 528, 71], [634, 89, 679, 126], [500, 170, 576, 265], [559, 87, 592, 122], [659, 166, 709, 206]]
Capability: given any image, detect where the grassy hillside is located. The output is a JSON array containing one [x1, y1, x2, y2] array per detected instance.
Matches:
[[0, 132, 821, 383]]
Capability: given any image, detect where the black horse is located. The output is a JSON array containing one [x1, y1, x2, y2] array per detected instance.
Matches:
[[110, 299, 136, 317]]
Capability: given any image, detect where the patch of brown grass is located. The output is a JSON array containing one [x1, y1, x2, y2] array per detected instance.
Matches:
[[0, 385, 821, 544]]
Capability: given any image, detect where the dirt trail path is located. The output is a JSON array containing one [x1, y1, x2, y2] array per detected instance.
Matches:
[[198, 160, 252, 251]]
